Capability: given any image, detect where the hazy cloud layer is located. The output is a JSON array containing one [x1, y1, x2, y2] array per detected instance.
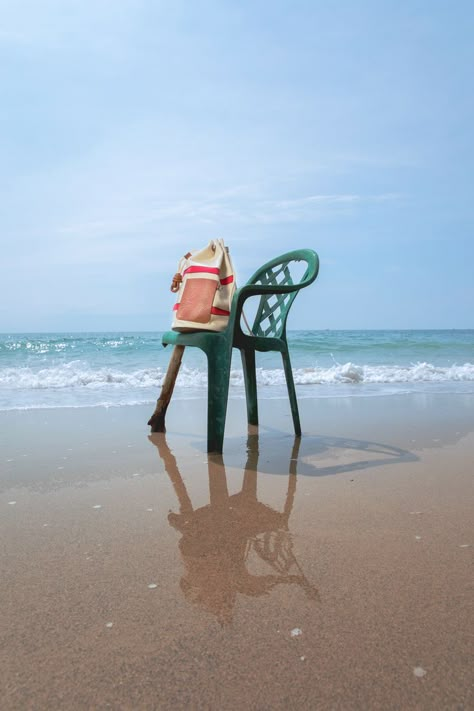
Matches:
[[1, 1, 472, 330]]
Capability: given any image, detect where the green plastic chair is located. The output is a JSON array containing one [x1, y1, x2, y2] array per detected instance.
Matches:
[[161, 248, 319, 452]]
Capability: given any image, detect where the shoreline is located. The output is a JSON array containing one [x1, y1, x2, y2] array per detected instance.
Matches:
[[2, 328, 473, 413], [1, 394, 473, 709]]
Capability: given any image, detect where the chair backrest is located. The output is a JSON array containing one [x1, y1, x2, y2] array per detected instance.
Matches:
[[245, 249, 319, 338]]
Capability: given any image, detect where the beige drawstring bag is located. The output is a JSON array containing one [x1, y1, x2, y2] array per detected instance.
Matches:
[[171, 239, 236, 332]]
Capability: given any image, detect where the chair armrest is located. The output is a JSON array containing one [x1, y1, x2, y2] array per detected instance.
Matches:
[[236, 282, 301, 299], [229, 284, 297, 336]]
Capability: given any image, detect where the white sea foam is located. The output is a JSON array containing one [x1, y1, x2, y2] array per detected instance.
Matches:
[[0, 361, 167, 389], [1, 361, 473, 390], [1, 360, 473, 410]]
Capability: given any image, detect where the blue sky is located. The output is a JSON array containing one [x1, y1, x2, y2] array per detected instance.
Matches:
[[1, 0, 472, 331]]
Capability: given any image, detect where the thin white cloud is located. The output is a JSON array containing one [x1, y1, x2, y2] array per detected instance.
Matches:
[[265, 193, 401, 210], [55, 191, 402, 244]]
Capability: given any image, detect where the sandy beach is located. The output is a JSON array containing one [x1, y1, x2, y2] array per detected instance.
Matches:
[[1, 393, 472, 710]]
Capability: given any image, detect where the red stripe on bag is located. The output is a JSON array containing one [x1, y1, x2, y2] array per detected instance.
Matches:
[[182, 266, 220, 277], [173, 303, 229, 317], [220, 275, 234, 285]]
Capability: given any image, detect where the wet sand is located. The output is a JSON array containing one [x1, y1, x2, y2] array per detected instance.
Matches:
[[1, 394, 473, 710]]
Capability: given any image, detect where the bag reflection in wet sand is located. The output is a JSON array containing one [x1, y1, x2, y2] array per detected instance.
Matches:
[[149, 433, 318, 625]]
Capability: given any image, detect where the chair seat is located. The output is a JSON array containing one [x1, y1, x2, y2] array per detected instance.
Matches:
[[162, 329, 228, 349]]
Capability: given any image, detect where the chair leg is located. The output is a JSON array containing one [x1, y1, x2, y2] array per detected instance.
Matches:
[[206, 348, 232, 453], [240, 348, 258, 426], [282, 350, 301, 436]]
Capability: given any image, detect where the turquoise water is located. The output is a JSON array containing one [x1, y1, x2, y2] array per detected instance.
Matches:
[[0, 330, 473, 410]]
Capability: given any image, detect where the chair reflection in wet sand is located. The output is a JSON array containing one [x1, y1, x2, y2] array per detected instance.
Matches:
[[149, 433, 318, 625]]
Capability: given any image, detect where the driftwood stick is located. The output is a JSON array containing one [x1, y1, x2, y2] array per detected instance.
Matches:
[[147, 345, 185, 432]]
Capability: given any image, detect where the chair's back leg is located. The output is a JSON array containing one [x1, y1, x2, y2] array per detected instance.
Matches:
[[281, 348, 301, 436], [240, 348, 259, 427]]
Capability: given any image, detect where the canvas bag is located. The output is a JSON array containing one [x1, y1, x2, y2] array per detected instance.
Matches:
[[171, 239, 236, 332]]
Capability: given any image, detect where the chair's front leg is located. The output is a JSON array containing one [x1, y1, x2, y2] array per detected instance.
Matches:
[[206, 347, 232, 453], [240, 348, 258, 427]]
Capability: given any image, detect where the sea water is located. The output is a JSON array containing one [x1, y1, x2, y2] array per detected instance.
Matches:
[[0, 330, 473, 411]]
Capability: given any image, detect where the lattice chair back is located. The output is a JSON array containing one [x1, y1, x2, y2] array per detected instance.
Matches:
[[246, 251, 318, 338]]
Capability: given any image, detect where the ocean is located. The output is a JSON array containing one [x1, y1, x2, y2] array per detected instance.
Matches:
[[0, 330, 473, 411]]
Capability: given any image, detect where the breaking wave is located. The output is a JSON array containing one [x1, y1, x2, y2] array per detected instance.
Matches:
[[1, 360, 474, 391]]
